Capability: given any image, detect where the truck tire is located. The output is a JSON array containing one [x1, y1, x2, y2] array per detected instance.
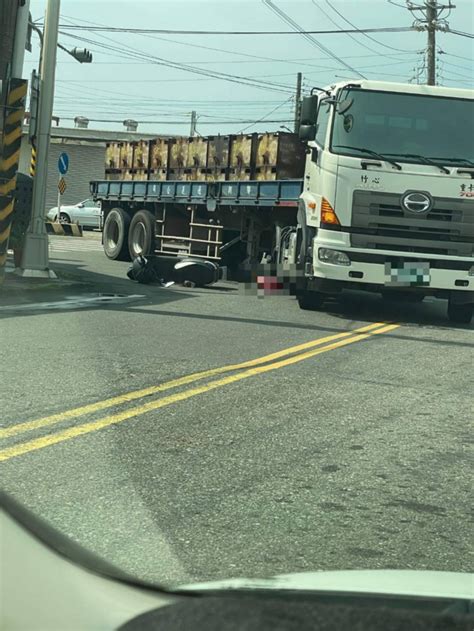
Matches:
[[447, 301, 473, 324], [103, 208, 131, 261], [128, 210, 155, 259], [297, 290, 325, 311]]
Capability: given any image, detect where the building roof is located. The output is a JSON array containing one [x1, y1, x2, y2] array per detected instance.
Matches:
[[22, 124, 170, 143]]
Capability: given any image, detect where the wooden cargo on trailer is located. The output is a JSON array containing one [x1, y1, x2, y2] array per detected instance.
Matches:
[[255, 132, 306, 181], [168, 138, 188, 169], [132, 140, 150, 170]]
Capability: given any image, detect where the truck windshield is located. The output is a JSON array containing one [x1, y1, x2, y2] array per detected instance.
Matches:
[[330, 88, 474, 165]]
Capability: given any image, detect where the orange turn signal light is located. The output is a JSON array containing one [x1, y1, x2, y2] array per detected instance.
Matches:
[[321, 197, 340, 225]]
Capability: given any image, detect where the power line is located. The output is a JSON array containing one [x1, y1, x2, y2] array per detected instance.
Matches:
[[440, 67, 474, 81], [58, 30, 295, 94], [53, 58, 421, 83], [57, 117, 295, 125], [321, 0, 419, 53], [449, 29, 474, 39], [52, 24, 414, 35], [56, 15, 296, 95], [36, 13, 422, 69], [442, 51, 474, 62], [238, 97, 295, 133], [262, 0, 367, 78], [312, 0, 394, 58], [442, 60, 474, 72], [24, 51, 419, 65]]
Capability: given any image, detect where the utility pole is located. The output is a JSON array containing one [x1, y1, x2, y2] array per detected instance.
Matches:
[[190, 110, 197, 137], [294, 72, 302, 134], [0, 0, 29, 284], [11, 0, 30, 78], [406, 1, 455, 86], [19, 0, 61, 277], [426, 0, 437, 86]]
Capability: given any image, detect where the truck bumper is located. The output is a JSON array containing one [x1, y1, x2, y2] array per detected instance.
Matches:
[[308, 232, 474, 301]]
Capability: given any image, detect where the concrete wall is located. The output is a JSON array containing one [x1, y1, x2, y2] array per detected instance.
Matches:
[[18, 127, 163, 213]]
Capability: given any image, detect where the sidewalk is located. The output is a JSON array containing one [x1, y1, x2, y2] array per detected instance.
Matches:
[[0, 259, 91, 307]]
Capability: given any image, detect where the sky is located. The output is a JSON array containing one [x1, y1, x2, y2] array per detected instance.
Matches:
[[25, 0, 474, 135]]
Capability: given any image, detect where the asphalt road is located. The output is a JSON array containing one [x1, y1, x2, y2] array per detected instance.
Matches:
[[1, 233, 472, 588]]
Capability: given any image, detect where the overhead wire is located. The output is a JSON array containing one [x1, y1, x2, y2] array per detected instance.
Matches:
[[442, 52, 473, 62], [54, 57, 421, 83], [238, 97, 295, 133], [58, 30, 295, 94], [321, 0, 419, 53], [449, 29, 474, 39], [262, 0, 367, 79], [53, 24, 414, 35], [24, 51, 419, 66], [56, 117, 295, 125], [56, 17, 296, 95]]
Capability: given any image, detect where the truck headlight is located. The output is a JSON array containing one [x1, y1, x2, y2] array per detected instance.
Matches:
[[318, 247, 351, 266], [469, 265, 474, 276]]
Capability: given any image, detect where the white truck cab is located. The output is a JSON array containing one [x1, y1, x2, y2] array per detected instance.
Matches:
[[296, 80, 474, 323]]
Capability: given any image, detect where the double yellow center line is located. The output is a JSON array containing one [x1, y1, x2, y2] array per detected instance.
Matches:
[[0, 321, 399, 462]]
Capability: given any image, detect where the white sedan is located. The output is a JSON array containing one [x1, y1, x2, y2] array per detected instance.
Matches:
[[46, 198, 102, 229]]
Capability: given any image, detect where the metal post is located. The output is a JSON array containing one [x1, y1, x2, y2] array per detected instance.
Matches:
[[56, 175, 61, 222], [294, 72, 302, 133], [426, 0, 437, 86], [19, 0, 60, 277], [190, 110, 197, 137]]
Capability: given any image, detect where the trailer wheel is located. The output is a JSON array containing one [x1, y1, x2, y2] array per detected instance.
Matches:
[[296, 290, 325, 311], [128, 210, 155, 259], [447, 301, 473, 324], [103, 208, 131, 261]]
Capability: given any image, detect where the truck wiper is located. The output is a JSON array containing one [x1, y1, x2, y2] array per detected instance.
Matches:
[[385, 153, 449, 174], [427, 156, 474, 167], [332, 145, 402, 170]]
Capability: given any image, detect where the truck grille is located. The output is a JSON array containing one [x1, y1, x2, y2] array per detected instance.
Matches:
[[350, 191, 474, 257]]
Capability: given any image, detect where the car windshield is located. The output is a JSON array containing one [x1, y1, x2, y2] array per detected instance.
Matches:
[[2, 0, 473, 603], [331, 88, 474, 164]]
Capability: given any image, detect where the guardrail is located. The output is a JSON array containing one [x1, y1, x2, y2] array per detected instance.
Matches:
[[45, 222, 83, 237]]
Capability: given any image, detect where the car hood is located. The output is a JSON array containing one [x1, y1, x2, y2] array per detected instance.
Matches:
[[178, 569, 474, 600]]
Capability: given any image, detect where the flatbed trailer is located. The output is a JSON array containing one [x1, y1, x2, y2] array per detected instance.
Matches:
[[90, 178, 304, 275]]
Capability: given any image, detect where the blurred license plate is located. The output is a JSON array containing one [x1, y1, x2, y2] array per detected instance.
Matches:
[[384, 262, 430, 286]]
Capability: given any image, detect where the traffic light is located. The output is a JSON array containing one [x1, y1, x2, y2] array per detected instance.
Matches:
[[70, 48, 93, 63]]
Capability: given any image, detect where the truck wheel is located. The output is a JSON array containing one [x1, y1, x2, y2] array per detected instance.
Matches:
[[447, 301, 473, 324], [128, 210, 155, 259], [103, 208, 131, 261], [297, 290, 325, 311]]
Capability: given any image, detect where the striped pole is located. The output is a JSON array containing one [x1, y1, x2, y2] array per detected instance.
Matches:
[[30, 141, 37, 178], [0, 78, 28, 282]]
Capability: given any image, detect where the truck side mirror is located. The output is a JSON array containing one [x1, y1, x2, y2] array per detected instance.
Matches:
[[300, 95, 318, 125], [299, 124, 316, 141]]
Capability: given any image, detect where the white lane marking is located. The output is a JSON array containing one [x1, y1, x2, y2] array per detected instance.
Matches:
[[49, 238, 103, 253]]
